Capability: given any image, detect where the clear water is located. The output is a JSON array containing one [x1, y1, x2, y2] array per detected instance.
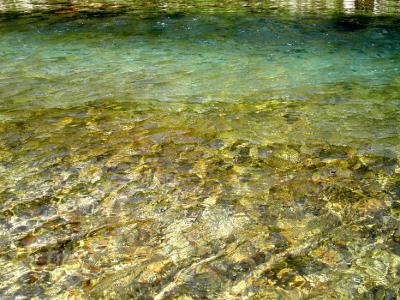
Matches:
[[0, 1, 400, 299]]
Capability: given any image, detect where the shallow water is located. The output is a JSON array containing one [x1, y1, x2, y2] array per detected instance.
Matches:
[[1, 1, 400, 299]]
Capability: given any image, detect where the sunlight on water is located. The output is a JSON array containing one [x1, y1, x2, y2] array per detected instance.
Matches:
[[0, 1, 400, 299]]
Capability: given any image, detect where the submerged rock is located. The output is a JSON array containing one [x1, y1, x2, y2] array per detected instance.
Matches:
[[0, 102, 399, 299]]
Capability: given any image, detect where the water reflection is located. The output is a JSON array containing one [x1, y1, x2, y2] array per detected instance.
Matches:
[[0, 0, 400, 14]]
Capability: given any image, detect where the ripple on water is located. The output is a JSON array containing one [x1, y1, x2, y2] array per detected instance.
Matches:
[[1, 2, 400, 298], [0, 101, 399, 298]]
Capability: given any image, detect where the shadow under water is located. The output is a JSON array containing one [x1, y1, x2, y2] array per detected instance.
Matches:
[[0, 1, 400, 299]]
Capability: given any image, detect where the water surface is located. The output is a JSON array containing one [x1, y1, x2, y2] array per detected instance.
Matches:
[[0, 1, 400, 299]]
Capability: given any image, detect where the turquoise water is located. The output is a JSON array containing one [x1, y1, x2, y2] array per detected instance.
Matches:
[[1, 10, 400, 154], [0, 1, 400, 299]]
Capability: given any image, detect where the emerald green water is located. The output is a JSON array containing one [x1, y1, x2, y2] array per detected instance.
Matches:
[[1, 1, 400, 299]]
